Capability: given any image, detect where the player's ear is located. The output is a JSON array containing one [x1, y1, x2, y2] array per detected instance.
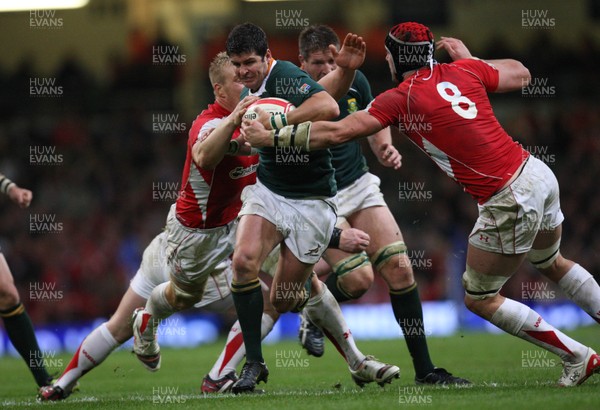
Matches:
[[265, 49, 272, 60], [213, 83, 224, 99], [298, 54, 305, 69]]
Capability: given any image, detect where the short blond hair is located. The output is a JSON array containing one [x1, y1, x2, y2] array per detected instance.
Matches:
[[208, 51, 231, 86]]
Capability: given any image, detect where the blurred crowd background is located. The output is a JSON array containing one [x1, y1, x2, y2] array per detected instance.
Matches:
[[0, 0, 599, 326]]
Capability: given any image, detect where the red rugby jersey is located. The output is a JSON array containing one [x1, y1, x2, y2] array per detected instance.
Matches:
[[176, 102, 258, 228], [368, 59, 529, 203]]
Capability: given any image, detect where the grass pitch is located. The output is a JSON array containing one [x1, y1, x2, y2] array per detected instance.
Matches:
[[2, 326, 598, 409]]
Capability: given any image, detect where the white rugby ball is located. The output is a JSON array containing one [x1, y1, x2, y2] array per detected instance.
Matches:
[[243, 97, 295, 121]]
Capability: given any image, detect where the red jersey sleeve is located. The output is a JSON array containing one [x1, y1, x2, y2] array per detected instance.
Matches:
[[366, 88, 404, 129], [452, 59, 500, 92]]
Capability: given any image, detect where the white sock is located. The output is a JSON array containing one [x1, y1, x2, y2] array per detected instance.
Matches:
[[208, 314, 275, 380], [142, 282, 176, 336], [56, 323, 118, 391], [558, 264, 600, 323], [304, 282, 365, 370], [491, 298, 588, 362]]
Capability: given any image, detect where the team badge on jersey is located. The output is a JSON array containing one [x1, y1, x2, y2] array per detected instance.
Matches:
[[347, 98, 358, 114], [299, 83, 311, 94]]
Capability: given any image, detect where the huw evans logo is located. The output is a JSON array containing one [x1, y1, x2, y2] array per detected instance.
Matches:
[[29, 78, 63, 97], [152, 181, 181, 202], [29, 10, 63, 28], [274, 281, 305, 302], [521, 350, 557, 368], [152, 46, 187, 65], [521, 9, 555, 29], [152, 386, 187, 404], [152, 113, 187, 133], [275, 350, 309, 368], [398, 113, 432, 134], [521, 282, 555, 301], [29, 350, 63, 370], [275, 9, 309, 29], [398, 181, 432, 201], [29, 282, 63, 302], [275, 146, 309, 165], [522, 77, 556, 97], [29, 214, 63, 234], [29, 146, 63, 165], [275, 78, 311, 97]]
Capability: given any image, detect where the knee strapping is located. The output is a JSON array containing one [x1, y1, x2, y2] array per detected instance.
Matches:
[[528, 239, 561, 269], [332, 252, 370, 278], [370, 241, 407, 272], [462, 265, 510, 300], [170, 279, 206, 305]]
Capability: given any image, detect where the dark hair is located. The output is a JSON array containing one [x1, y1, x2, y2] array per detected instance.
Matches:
[[226, 22, 268, 58], [298, 25, 340, 60]]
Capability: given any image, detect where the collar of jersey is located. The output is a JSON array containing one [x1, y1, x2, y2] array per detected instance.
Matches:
[[248, 59, 277, 96]]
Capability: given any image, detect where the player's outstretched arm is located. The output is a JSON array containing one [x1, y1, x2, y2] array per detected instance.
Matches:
[[367, 127, 402, 170], [318, 33, 366, 101], [242, 109, 382, 150], [436, 36, 531, 93], [193, 95, 258, 169]]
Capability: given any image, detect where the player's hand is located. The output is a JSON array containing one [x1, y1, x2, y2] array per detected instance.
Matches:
[[241, 109, 275, 148], [8, 186, 32, 208], [376, 143, 402, 170], [436, 37, 473, 61], [249, 105, 276, 130], [230, 95, 259, 127], [331, 33, 366, 71], [339, 228, 370, 253]]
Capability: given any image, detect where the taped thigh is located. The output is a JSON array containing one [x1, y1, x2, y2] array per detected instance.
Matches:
[[370, 241, 406, 272], [462, 265, 510, 300], [527, 239, 561, 269]]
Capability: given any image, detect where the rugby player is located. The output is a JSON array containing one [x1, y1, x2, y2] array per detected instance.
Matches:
[[226, 23, 399, 393], [242, 22, 600, 386], [295, 24, 469, 385], [0, 175, 53, 388]]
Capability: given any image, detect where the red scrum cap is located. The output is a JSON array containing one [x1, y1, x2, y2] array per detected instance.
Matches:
[[385, 22, 435, 76]]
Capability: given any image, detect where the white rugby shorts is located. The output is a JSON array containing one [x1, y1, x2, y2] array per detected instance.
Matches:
[[335, 172, 387, 225], [468, 156, 564, 254], [238, 180, 337, 264], [129, 230, 234, 309], [166, 203, 236, 286]]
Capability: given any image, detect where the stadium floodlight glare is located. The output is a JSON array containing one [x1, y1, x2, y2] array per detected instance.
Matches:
[[0, 0, 89, 12]]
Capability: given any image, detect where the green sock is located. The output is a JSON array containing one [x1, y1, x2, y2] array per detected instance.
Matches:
[[231, 279, 264, 363], [389, 284, 435, 378], [324, 273, 353, 303], [1, 303, 51, 387]]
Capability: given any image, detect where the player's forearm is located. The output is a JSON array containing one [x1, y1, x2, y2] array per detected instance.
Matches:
[[0, 173, 16, 195], [193, 119, 238, 169], [488, 59, 531, 92], [367, 127, 392, 151], [286, 92, 339, 124], [318, 67, 356, 101], [264, 120, 346, 151]]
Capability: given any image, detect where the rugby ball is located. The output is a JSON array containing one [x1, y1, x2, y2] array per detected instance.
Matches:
[[243, 97, 295, 122]]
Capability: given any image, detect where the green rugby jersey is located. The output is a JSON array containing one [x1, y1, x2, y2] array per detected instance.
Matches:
[[242, 60, 336, 199], [330, 70, 372, 190]]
